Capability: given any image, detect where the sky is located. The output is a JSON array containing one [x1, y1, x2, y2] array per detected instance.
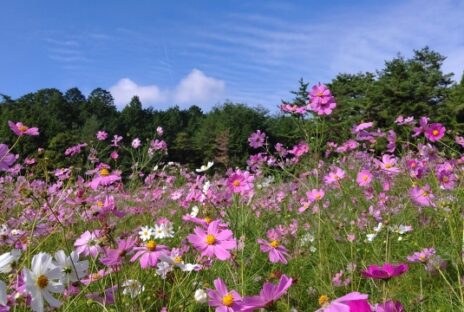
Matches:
[[1, 0, 464, 112]]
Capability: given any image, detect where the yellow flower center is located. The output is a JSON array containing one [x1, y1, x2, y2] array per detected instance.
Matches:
[[419, 254, 426, 262], [410, 162, 417, 168], [174, 256, 183, 263], [18, 125, 29, 132], [205, 234, 216, 245], [270, 240, 280, 248], [204, 217, 212, 224], [97, 201, 104, 207], [146, 240, 157, 251], [222, 293, 234, 306], [319, 295, 330, 306], [432, 129, 439, 136], [232, 180, 241, 187], [423, 191, 429, 197], [385, 163, 392, 169], [91, 273, 102, 281], [99, 168, 110, 176], [315, 193, 321, 200], [316, 91, 324, 97], [362, 175, 369, 182], [442, 176, 449, 182], [37, 275, 49, 289]]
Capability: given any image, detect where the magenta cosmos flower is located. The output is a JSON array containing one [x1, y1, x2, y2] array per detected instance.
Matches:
[[96, 130, 108, 141], [187, 220, 237, 261], [248, 130, 266, 149], [409, 184, 434, 207], [8, 120, 39, 136], [323, 167, 346, 185], [357, 169, 373, 187], [130, 239, 169, 268], [375, 300, 404, 312], [242, 274, 293, 311], [306, 189, 325, 202], [361, 263, 408, 280], [316, 292, 371, 312], [207, 278, 243, 312], [424, 123, 445, 142], [74, 230, 104, 257], [257, 238, 289, 264], [89, 167, 121, 190], [0, 144, 16, 171], [227, 169, 254, 195]]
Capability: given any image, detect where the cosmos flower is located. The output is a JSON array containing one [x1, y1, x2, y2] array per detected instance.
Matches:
[[96, 131, 108, 141], [8, 121, 39, 136], [23, 252, 64, 312], [424, 123, 445, 142], [74, 230, 104, 257], [361, 263, 408, 280], [407, 248, 436, 263], [0, 144, 16, 171], [309, 83, 337, 116], [89, 166, 121, 190], [100, 236, 137, 267], [242, 274, 293, 311], [323, 167, 346, 185], [227, 169, 254, 195], [53, 250, 89, 285], [357, 170, 373, 187], [196, 161, 214, 173], [122, 280, 144, 298], [187, 220, 237, 261], [409, 184, 435, 207], [257, 238, 289, 264], [0, 249, 21, 273], [375, 300, 405, 312], [131, 138, 141, 148], [130, 240, 169, 268], [207, 278, 243, 312], [316, 292, 371, 312], [248, 130, 266, 149]]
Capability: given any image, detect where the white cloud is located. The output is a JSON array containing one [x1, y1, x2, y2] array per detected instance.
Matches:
[[109, 69, 225, 109], [173, 69, 225, 104], [109, 78, 166, 109]]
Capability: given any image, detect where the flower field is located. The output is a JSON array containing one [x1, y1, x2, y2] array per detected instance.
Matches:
[[0, 84, 463, 311]]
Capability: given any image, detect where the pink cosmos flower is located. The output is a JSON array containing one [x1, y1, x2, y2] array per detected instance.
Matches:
[[409, 184, 434, 207], [357, 170, 373, 187], [455, 136, 464, 148], [257, 238, 289, 264], [96, 131, 108, 141], [111, 135, 123, 147], [316, 292, 371, 312], [412, 117, 429, 137], [289, 142, 309, 157], [361, 263, 408, 280], [248, 130, 266, 149], [306, 189, 325, 202], [352, 122, 373, 134], [8, 121, 39, 136], [424, 123, 445, 142], [131, 138, 141, 148], [375, 300, 405, 312], [207, 278, 243, 312], [187, 220, 237, 261], [378, 155, 401, 174], [156, 126, 164, 136], [308, 83, 336, 116], [387, 130, 396, 153], [227, 169, 254, 195], [89, 166, 121, 190], [242, 275, 293, 311], [74, 230, 104, 257], [280, 103, 307, 115], [323, 167, 346, 185], [130, 240, 169, 268], [0, 144, 16, 171], [407, 248, 436, 263], [100, 236, 137, 267]]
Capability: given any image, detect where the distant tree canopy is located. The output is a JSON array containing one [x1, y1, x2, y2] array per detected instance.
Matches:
[[1, 47, 463, 168]]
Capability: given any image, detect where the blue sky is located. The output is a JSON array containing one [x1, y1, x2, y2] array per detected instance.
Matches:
[[1, 0, 464, 111]]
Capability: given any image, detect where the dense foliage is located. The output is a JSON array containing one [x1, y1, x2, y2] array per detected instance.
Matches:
[[1, 48, 463, 170]]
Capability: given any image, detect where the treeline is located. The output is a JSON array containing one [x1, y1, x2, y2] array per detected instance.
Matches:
[[1, 47, 464, 168]]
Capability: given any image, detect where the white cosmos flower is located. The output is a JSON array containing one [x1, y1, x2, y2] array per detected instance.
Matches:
[[156, 261, 173, 279], [23, 252, 64, 312], [138, 226, 155, 241], [153, 223, 174, 239], [0, 280, 7, 306], [190, 205, 199, 217], [366, 233, 377, 242], [194, 288, 208, 304], [202, 180, 211, 193], [122, 279, 144, 298], [195, 161, 214, 173], [0, 249, 21, 273], [54, 250, 89, 285], [159, 253, 201, 273]]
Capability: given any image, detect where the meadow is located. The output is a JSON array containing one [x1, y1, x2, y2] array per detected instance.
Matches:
[[0, 83, 463, 311]]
